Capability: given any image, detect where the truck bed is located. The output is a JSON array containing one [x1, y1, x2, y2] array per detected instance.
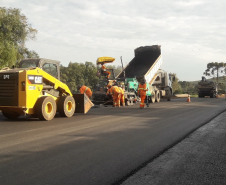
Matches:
[[117, 45, 161, 79]]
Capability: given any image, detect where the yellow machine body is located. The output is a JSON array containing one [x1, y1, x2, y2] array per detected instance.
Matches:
[[0, 58, 93, 120], [96, 57, 115, 65], [0, 67, 72, 115]]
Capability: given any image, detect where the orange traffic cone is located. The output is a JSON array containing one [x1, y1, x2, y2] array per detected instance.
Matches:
[[187, 94, 191, 102]]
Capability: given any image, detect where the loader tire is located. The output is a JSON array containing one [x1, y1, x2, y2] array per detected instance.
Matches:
[[155, 91, 160, 103], [2, 111, 21, 119], [58, 96, 75, 117], [35, 96, 56, 121], [151, 91, 155, 103]]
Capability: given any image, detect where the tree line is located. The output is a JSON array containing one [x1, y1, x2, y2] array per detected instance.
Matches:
[[1, 7, 226, 94], [0, 7, 39, 69], [60, 62, 122, 92], [173, 62, 226, 95], [0, 7, 122, 92]]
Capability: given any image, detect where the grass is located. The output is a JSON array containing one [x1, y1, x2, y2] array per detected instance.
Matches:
[[190, 94, 198, 98]]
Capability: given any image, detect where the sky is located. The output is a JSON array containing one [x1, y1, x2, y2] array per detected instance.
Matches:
[[2, 0, 226, 81]]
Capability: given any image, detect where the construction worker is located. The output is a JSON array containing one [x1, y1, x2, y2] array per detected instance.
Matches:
[[118, 86, 125, 106], [106, 85, 121, 107], [78, 85, 92, 99], [137, 78, 148, 109], [101, 63, 111, 79]]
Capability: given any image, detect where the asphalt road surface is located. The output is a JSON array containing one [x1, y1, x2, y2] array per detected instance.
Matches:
[[0, 98, 226, 185]]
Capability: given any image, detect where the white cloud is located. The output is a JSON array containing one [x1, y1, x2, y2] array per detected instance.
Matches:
[[2, 0, 226, 80]]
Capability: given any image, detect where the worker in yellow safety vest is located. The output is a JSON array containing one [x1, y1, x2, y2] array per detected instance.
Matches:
[[106, 85, 121, 107], [137, 78, 148, 109], [118, 86, 125, 106]]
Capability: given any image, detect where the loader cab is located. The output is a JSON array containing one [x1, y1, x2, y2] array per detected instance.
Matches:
[[19, 58, 60, 80]]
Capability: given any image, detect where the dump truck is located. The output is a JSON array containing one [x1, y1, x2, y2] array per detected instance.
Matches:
[[151, 69, 173, 101], [0, 58, 93, 121], [117, 45, 173, 105], [198, 76, 217, 98]]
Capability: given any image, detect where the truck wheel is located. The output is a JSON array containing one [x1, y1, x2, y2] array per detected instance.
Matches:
[[151, 92, 155, 103], [198, 94, 203, 98], [58, 96, 75, 117], [210, 93, 214, 98], [155, 91, 160, 103], [2, 111, 21, 119], [167, 90, 171, 101], [36, 96, 56, 121]]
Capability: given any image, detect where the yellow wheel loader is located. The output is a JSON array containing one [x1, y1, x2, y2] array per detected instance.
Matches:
[[0, 58, 93, 121]]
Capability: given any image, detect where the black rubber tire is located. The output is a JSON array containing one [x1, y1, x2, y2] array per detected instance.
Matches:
[[2, 111, 21, 119], [198, 93, 204, 98], [58, 96, 75, 117], [167, 90, 171, 101], [151, 91, 155, 103], [146, 97, 151, 107], [155, 91, 160, 103], [210, 93, 214, 98], [35, 96, 56, 121]]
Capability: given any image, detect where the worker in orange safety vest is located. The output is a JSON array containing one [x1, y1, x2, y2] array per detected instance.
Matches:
[[137, 78, 148, 109], [106, 85, 121, 107], [78, 85, 92, 99], [101, 63, 111, 79]]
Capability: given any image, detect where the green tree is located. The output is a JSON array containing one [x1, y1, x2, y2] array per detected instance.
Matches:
[[105, 65, 122, 77], [171, 73, 182, 94], [0, 7, 38, 68], [178, 81, 198, 94], [18, 47, 39, 59], [0, 41, 17, 69], [203, 62, 226, 84], [60, 62, 99, 92]]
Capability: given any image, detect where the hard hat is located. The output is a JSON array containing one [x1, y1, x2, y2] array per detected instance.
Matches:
[[140, 78, 146, 85]]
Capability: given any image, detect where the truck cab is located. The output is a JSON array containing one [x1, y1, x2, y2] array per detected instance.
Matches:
[[19, 58, 60, 80]]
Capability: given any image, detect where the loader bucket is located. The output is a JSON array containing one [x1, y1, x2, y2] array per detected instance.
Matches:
[[73, 94, 94, 114]]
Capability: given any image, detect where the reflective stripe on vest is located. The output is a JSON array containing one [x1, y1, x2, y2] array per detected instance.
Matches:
[[84, 87, 88, 93], [138, 88, 147, 90]]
